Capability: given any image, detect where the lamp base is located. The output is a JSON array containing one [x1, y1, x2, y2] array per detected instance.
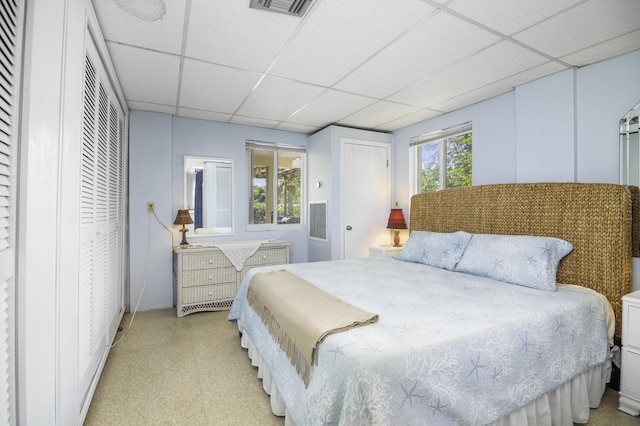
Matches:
[[392, 230, 401, 247], [179, 227, 189, 245]]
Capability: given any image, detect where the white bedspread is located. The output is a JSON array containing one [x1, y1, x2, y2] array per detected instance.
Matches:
[[228, 257, 611, 426]]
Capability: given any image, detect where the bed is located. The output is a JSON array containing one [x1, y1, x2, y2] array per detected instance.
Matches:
[[228, 182, 639, 425]]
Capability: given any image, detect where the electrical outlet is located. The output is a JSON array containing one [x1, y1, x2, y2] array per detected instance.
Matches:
[[147, 202, 155, 213]]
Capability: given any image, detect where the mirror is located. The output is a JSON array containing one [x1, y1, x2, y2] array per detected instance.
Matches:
[[620, 101, 640, 186], [184, 156, 234, 235]]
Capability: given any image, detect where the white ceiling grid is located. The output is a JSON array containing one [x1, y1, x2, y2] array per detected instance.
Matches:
[[92, 0, 640, 134]]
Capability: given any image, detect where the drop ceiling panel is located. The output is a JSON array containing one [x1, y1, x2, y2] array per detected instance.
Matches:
[[338, 100, 422, 130], [268, 0, 436, 87], [106, 43, 180, 106], [179, 59, 262, 113], [92, 0, 187, 54], [177, 107, 232, 123], [432, 61, 566, 112], [185, 0, 301, 72], [374, 108, 444, 132], [335, 11, 500, 98], [560, 30, 640, 67], [128, 101, 176, 115], [276, 122, 320, 133], [390, 41, 552, 107], [235, 76, 325, 121], [513, 0, 640, 58], [229, 115, 281, 128], [446, 0, 584, 36], [288, 90, 378, 127]]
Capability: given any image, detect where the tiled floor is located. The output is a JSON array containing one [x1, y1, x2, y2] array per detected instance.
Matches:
[[85, 309, 639, 425]]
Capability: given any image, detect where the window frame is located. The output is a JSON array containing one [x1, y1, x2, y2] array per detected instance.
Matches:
[[246, 140, 306, 231], [409, 122, 472, 195]]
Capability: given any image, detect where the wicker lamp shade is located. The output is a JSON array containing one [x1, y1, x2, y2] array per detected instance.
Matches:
[[174, 209, 194, 245], [387, 202, 407, 247], [173, 209, 194, 225]]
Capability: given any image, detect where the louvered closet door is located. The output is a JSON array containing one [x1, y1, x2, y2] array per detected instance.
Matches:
[[0, 0, 22, 423], [78, 35, 125, 405]]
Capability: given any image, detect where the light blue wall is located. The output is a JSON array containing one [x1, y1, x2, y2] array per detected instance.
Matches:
[[130, 50, 640, 311], [515, 69, 577, 183], [392, 49, 640, 207], [392, 91, 517, 210], [129, 113, 308, 311]]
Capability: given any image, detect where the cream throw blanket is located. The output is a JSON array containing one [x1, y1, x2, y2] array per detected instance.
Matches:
[[247, 269, 379, 387]]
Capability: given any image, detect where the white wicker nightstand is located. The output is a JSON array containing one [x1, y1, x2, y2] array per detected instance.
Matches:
[[620, 289, 640, 415], [173, 240, 291, 317]]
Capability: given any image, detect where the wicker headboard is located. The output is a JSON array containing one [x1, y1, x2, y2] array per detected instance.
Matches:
[[410, 182, 639, 339]]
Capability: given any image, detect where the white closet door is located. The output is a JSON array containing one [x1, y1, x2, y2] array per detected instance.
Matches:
[[78, 36, 125, 408], [0, 0, 23, 423]]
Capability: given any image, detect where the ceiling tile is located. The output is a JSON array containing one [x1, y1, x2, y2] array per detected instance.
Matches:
[[275, 122, 320, 134], [106, 42, 180, 106], [446, 0, 583, 36], [335, 10, 499, 98], [513, 0, 640, 58], [185, 0, 301, 72], [179, 59, 262, 113], [235, 76, 325, 122], [373, 108, 444, 132], [128, 101, 176, 115], [229, 115, 280, 129], [337, 101, 421, 130], [560, 30, 640, 67], [177, 107, 232, 123], [92, 0, 186, 54], [287, 89, 377, 127], [268, 0, 436, 87], [389, 40, 549, 107], [431, 61, 566, 112]]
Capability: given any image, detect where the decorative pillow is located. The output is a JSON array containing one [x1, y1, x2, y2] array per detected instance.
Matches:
[[394, 231, 472, 271], [454, 234, 573, 291]]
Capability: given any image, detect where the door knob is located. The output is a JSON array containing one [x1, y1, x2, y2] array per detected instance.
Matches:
[[346, 225, 352, 230]]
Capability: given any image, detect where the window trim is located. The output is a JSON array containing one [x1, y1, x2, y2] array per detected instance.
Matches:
[[246, 140, 306, 231]]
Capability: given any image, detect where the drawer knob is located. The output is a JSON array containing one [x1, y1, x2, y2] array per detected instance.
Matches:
[[263, 255, 267, 259], [208, 291, 212, 296], [208, 259, 213, 263], [208, 276, 212, 280]]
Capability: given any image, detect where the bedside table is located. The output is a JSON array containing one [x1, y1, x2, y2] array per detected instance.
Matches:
[[620, 289, 640, 416], [369, 245, 403, 257]]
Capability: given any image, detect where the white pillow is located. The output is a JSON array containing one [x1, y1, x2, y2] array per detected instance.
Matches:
[[454, 234, 573, 291], [394, 231, 472, 271]]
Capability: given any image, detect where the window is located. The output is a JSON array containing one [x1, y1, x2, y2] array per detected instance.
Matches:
[[246, 141, 305, 229], [410, 122, 472, 193]]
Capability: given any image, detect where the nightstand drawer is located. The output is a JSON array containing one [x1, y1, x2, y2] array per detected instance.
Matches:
[[182, 268, 237, 287], [182, 283, 236, 304], [180, 251, 233, 271]]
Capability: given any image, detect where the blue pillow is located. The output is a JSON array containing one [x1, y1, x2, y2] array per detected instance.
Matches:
[[394, 231, 472, 271], [454, 234, 573, 291]]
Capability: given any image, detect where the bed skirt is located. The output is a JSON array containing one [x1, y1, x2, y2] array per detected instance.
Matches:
[[238, 324, 612, 426]]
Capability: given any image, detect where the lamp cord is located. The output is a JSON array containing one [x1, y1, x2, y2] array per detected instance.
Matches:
[[112, 208, 174, 347]]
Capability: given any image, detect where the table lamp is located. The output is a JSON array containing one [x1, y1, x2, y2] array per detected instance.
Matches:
[[386, 202, 407, 247], [174, 209, 194, 245]]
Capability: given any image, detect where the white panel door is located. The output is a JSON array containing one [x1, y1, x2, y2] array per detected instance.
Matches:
[[342, 140, 390, 259]]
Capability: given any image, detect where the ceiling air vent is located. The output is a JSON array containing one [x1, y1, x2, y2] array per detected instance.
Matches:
[[249, 0, 313, 17]]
